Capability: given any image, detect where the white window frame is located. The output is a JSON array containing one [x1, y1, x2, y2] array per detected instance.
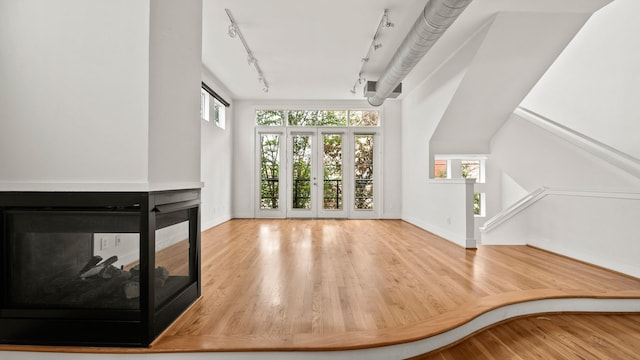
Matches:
[[200, 88, 210, 122], [213, 98, 226, 129]]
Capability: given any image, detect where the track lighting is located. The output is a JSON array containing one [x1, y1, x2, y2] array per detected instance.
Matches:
[[350, 9, 393, 95], [225, 9, 270, 94]]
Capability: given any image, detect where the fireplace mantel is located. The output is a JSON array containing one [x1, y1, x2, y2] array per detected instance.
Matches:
[[0, 181, 205, 192]]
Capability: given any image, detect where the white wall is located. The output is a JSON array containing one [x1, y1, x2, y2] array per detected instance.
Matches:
[[0, 0, 203, 192], [491, 113, 640, 192], [148, 0, 203, 190], [0, 0, 150, 189], [232, 99, 402, 219], [527, 194, 640, 278], [381, 100, 403, 218], [401, 23, 480, 247], [201, 68, 233, 230], [521, 0, 640, 159]]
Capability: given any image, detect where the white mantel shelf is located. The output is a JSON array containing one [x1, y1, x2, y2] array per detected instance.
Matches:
[[0, 182, 205, 192]]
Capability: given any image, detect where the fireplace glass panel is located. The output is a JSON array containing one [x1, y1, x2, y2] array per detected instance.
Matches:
[[154, 209, 192, 309], [6, 211, 141, 310]]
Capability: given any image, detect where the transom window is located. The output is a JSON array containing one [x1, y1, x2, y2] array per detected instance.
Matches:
[[256, 109, 379, 127]]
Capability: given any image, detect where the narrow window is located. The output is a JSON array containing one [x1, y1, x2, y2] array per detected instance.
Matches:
[[213, 98, 225, 129], [200, 88, 210, 122]]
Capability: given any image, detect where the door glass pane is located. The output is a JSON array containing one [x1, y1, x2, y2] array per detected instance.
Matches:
[[292, 134, 312, 209], [260, 134, 280, 209], [354, 134, 374, 210], [323, 134, 343, 210]]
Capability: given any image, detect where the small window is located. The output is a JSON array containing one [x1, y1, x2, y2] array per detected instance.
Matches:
[[213, 98, 225, 129], [461, 160, 481, 182], [433, 157, 485, 183], [434, 159, 448, 179], [200, 89, 210, 122]]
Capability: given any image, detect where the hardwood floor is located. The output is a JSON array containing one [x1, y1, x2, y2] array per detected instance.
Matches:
[[153, 219, 640, 351], [2, 219, 639, 357], [412, 313, 640, 360]]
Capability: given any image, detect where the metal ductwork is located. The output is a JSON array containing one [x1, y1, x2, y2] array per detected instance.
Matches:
[[367, 0, 473, 107]]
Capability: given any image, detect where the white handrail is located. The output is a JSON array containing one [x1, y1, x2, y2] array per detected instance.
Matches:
[[480, 187, 547, 232], [480, 187, 640, 233], [515, 107, 640, 179]]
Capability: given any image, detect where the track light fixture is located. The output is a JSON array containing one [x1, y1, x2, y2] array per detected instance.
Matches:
[[350, 9, 393, 96], [228, 24, 237, 38], [225, 8, 270, 93]]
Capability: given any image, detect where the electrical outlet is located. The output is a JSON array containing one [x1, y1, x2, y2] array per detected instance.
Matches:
[[115, 235, 121, 247], [100, 236, 109, 250]]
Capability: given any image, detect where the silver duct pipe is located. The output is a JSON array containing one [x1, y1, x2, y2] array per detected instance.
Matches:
[[367, 0, 473, 106]]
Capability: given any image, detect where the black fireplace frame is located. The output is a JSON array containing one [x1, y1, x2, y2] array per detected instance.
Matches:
[[0, 189, 201, 347]]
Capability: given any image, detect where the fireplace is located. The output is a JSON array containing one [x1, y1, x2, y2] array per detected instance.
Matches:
[[0, 189, 201, 347]]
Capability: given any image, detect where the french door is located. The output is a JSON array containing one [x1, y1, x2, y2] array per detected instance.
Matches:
[[287, 128, 348, 218], [256, 128, 378, 219]]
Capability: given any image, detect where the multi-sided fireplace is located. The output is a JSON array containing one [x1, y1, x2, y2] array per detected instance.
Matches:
[[0, 189, 201, 347]]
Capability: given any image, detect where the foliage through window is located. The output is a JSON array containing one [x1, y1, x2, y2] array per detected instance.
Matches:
[[434, 159, 448, 179], [354, 134, 374, 210], [461, 160, 480, 181], [260, 134, 280, 210], [256, 110, 379, 127], [291, 134, 313, 209], [256, 110, 285, 126], [349, 111, 379, 126], [323, 134, 343, 210]]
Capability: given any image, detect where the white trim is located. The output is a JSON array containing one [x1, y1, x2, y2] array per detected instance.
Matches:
[[428, 178, 477, 185], [515, 106, 640, 179], [434, 154, 489, 160], [2, 298, 637, 360]]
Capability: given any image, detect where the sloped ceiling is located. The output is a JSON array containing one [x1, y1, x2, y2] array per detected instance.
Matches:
[[202, 0, 612, 101]]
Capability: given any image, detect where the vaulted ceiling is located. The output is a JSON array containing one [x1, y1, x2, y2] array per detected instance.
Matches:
[[202, 0, 612, 101]]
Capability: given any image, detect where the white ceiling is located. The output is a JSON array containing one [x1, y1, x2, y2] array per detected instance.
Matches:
[[202, 0, 612, 101]]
